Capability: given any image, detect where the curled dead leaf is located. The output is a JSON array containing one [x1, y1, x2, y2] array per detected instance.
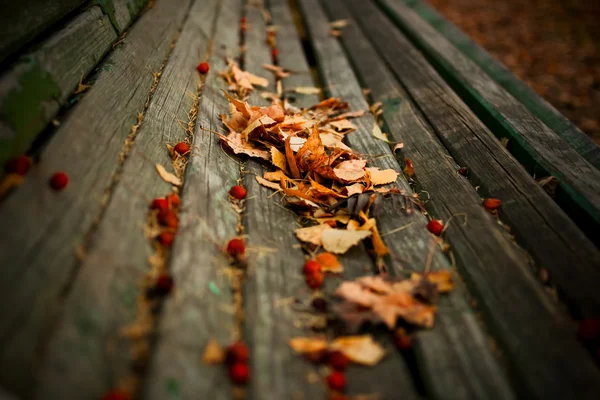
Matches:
[[155, 164, 181, 186]]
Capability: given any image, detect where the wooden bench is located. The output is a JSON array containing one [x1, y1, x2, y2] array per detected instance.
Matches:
[[0, 0, 599, 399]]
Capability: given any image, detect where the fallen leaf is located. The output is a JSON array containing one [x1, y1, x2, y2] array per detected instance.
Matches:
[[329, 19, 349, 29], [316, 252, 343, 273], [319, 133, 352, 151], [202, 338, 225, 364], [270, 147, 288, 172], [222, 132, 270, 160], [330, 335, 386, 366], [289, 337, 329, 356], [344, 183, 365, 196], [264, 170, 288, 181], [367, 167, 399, 185], [411, 271, 454, 293], [241, 114, 277, 141], [256, 176, 281, 191], [155, 164, 181, 186], [333, 160, 367, 182], [372, 124, 390, 142], [246, 71, 269, 87], [321, 229, 371, 254], [292, 86, 321, 95], [329, 119, 356, 132], [295, 224, 332, 246], [393, 143, 404, 152], [403, 158, 414, 178]]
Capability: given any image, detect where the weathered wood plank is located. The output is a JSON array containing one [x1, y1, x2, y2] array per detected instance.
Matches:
[[380, 0, 600, 234], [244, 2, 326, 398], [95, 0, 149, 33], [336, 0, 600, 398], [0, 0, 191, 397], [399, 0, 600, 169], [299, 0, 517, 398], [0, 6, 117, 167], [347, 0, 600, 318], [0, 0, 87, 64], [143, 0, 243, 398], [37, 0, 214, 397]]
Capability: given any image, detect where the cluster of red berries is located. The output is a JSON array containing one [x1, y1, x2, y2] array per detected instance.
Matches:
[[151, 193, 181, 248], [240, 17, 248, 33], [5, 155, 70, 191], [303, 259, 324, 289], [226, 341, 250, 385], [326, 351, 348, 393]]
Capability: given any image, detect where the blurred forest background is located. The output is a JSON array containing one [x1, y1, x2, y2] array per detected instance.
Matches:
[[428, 0, 600, 143]]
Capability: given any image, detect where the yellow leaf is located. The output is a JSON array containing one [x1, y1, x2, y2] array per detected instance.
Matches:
[[330, 335, 386, 366], [292, 86, 321, 95], [372, 124, 390, 142], [255, 176, 280, 191], [295, 224, 332, 246], [367, 167, 399, 185], [321, 229, 371, 254], [202, 338, 225, 364], [270, 147, 288, 172]]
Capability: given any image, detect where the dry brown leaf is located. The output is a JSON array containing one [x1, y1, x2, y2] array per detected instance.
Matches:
[[316, 252, 343, 273], [295, 224, 332, 246], [321, 229, 371, 254], [256, 176, 281, 191], [411, 271, 454, 293], [241, 114, 276, 141], [264, 170, 288, 181], [289, 337, 328, 355], [333, 159, 367, 182], [393, 142, 404, 152], [202, 338, 225, 364], [367, 167, 399, 185], [372, 124, 390, 142], [155, 164, 181, 186], [329, 119, 356, 132], [270, 147, 288, 172], [344, 183, 365, 196], [246, 71, 269, 87], [330, 335, 386, 366], [329, 19, 349, 29], [222, 132, 270, 160], [292, 86, 321, 95], [320, 133, 352, 151], [288, 136, 307, 152], [403, 158, 415, 178]]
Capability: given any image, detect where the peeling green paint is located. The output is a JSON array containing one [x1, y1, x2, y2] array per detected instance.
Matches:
[[164, 378, 180, 398], [0, 60, 60, 165], [94, 0, 121, 32]]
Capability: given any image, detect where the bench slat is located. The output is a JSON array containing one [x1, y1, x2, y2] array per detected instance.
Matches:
[[144, 0, 242, 398], [380, 0, 600, 235], [0, 6, 117, 166], [0, 0, 191, 396], [38, 0, 213, 397], [299, 0, 517, 398], [336, 0, 600, 398], [398, 0, 600, 170]]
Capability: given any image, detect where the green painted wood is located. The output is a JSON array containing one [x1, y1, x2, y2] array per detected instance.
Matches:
[[143, 0, 242, 398], [0, 0, 87, 64], [299, 0, 518, 398], [398, 0, 600, 170], [38, 0, 213, 397], [0, 0, 191, 396], [336, 0, 600, 398], [379, 0, 600, 239], [95, 0, 149, 33], [0, 6, 117, 167]]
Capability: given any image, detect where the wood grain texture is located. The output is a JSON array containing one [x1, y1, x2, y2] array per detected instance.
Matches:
[[95, 0, 148, 33], [0, 0, 87, 64], [299, 0, 516, 398], [37, 0, 215, 398], [143, 0, 243, 398], [0, 6, 117, 167], [399, 0, 600, 170], [0, 0, 191, 397], [337, 0, 600, 398], [346, 0, 600, 319], [380, 0, 600, 231]]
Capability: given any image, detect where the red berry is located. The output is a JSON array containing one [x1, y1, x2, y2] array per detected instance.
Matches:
[[458, 167, 469, 177], [155, 274, 174, 296], [329, 351, 349, 371], [167, 193, 181, 208], [157, 210, 179, 229], [327, 371, 346, 391], [240, 17, 247, 24], [395, 331, 412, 351], [226, 341, 250, 364], [197, 62, 209, 74], [174, 142, 190, 155], [157, 232, 175, 247], [271, 48, 279, 57], [227, 238, 246, 257], [229, 185, 247, 200], [101, 389, 130, 400], [151, 198, 169, 211], [229, 362, 250, 385], [483, 198, 502, 211], [49, 172, 69, 191], [577, 319, 600, 341], [303, 260, 321, 275], [306, 272, 324, 289], [426, 219, 444, 236], [5, 155, 31, 175]]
